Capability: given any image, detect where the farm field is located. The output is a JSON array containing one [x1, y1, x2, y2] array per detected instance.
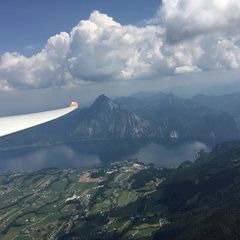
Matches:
[[0, 160, 165, 239]]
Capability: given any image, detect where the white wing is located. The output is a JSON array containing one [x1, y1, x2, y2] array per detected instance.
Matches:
[[0, 102, 78, 137]]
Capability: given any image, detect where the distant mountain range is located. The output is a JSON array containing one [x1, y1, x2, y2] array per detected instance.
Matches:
[[0, 94, 151, 149], [193, 92, 240, 117], [0, 92, 239, 149], [116, 92, 239, 140]]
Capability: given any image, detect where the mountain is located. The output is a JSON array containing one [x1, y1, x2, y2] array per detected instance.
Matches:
[[116, 93, 239, 140], [71, 94, 150, 139], [0, 93, 239, 150], [0, 95, 150, 149], [193, 93, 240, 117], [152, 140, 240, 240], [116, 92, 167, 114]]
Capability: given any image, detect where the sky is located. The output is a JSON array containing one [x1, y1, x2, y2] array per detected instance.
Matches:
[[0, 0, 161, 55], [1, 0, 240, 114]]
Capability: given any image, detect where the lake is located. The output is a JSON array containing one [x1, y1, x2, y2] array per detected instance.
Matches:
[[0, 139, 210, 172]]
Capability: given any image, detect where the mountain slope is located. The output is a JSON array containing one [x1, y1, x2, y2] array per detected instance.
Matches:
[[116, 93, 239, 140], [0, 93, 239, 150], [0, 95, 150, 149], [153, 140, 240, 240], [72, 94, 150, 138], [193, 93, 240, 117]]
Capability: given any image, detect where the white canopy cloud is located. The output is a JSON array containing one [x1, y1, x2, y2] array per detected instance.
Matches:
[[0, 0, 240, 91]]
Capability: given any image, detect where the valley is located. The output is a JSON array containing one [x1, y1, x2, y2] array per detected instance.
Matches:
[[1, 140, 240, 239], [2, 2, 240, 239], [0, 160, 167, 240]]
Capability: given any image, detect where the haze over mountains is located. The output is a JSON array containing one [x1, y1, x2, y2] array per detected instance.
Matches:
[[116, 92, 238, 140], [0, 92, 239, 150], [193, 93, 240, 118]]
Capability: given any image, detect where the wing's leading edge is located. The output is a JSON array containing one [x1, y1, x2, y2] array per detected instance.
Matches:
[[0, 102, 78, 137]]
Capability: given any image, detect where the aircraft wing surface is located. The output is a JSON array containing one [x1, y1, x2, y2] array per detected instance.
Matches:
[[0, 102, 78, 137]]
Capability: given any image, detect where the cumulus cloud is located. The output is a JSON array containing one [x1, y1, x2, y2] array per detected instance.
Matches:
[[159, 0, 240, 42], [0, 32, 70, 90], [68, 12, 170, 81], [1, 1, 240, 91]]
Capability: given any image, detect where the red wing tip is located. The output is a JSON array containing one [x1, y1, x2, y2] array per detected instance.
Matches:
[[70, 102, 78, 108]]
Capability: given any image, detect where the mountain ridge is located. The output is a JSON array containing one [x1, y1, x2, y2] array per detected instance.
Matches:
[[0, 93, 239, 149], [116, 92, 239, 140]]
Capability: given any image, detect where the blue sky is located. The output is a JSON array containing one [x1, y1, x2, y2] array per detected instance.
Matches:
[[0, 0, 161, 55]]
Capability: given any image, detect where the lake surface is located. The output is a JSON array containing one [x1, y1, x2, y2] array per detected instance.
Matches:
[[0, 140, 210, 172]]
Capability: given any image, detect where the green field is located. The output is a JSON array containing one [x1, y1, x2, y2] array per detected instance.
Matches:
[[0, 161, 164, 240], [117, 190, 138, 207]]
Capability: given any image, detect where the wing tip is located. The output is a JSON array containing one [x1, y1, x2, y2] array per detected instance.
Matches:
[[70, 101, 78, 108]]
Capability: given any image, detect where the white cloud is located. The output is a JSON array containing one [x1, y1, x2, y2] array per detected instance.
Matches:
[[0, 32, 70, 90], [68, 12, 168, 81], [0, 2, 240, 91], [159, 0, 240, 42]]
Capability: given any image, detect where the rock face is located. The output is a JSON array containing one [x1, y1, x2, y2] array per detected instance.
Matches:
[[73, 95, 150, 138], [116, 92, 239, 140], [0, 95, 151, 148]]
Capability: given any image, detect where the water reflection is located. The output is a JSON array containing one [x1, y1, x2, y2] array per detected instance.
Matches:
[[128, 141, 210, 168], [0, 145, 101, 172], [0, 140, 210, 172]]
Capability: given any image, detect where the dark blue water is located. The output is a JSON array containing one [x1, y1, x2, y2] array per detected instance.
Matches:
[[0, 140, 210, 172]]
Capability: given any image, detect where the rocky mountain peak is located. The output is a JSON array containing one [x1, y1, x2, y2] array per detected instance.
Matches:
[[92, 94, 119, 111]]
